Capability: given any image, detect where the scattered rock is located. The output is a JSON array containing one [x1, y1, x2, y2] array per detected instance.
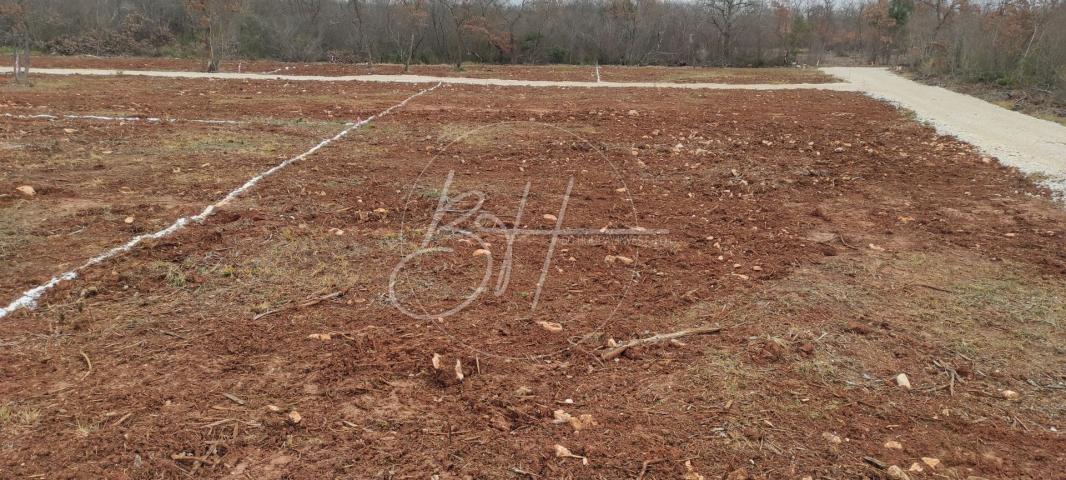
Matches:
[[286, 410, 302, 424], [489, 412, 513, 431], [908, 462, 924, 473], [626, 109, 639, 117], [568, 413, 597, 431], [473, 249, 491, 257], [683, 460, 706, 480], [543, 214, 558, 222], [454, 359, 465, 382], [896, 373, 912, 389], [846, 320, 872, 335], [308, 333, 331, 341], [884, 440, 903, 450], [553, 444, 588, 465], [886, 465, 910, 480], [552, 409, 597, 431], [1001, 389, 1019, 400], [15, 185, 35, 196], [124, 216, 135, 224], [822, 432, 842, 444], [266, 405, 282, 413], [514, 386, 533, 397], [537, 321, 563, 333], [921, 457, 941, 469]]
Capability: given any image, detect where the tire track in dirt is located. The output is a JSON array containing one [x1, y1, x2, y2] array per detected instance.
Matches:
[[0, 82, 442, 319]]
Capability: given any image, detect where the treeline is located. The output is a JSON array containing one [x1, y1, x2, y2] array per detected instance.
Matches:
[[2, 0, 1064, 95]]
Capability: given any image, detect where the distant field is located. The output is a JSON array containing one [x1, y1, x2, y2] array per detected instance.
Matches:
[[0, 68, 1062, 479], [11, 55, 838, 84]]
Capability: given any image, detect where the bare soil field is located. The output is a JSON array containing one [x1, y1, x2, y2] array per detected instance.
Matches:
[[0, 72, 1063, 479], [10, 55, 838, 84]]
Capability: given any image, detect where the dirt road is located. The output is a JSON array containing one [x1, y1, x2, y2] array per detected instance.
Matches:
[[824, 67, 1066, 194], [16, 66, 858, 90]]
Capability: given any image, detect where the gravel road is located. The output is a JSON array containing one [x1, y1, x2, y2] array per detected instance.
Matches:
[[18, 67, 861, 90], [824, 67, 1066, 194]]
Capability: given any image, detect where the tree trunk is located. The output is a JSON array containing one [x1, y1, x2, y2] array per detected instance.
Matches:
[[353, 1, 374, 68], [404, 32, 417, 72], [13, 39, 31, 85], [454, 29, 464, 70]]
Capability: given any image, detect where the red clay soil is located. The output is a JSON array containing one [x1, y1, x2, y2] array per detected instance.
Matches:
[[0, 75, 1063, 479], [9, 55, 838, 83], [0, 78, 427, 297]]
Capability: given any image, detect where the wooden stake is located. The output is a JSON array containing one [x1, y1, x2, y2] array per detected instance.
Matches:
[[600, 325, 722, 361]]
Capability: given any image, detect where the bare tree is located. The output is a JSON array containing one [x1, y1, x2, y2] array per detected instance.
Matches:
[[349, 0, 374, 66], [185, 0, 243, 72], [443, 0, 477, 70], [703, 0, 758, 63], [1, 0, 32, 84], [6, 0, 1064, 102], [919, 0, 960, 37], [398, 0, 429, 71]]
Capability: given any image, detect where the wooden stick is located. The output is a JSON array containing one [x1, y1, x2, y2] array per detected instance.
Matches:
[[79, 350, 93, 380], [112, 412, 133, 427], [253, 290, 344, 320], [171, 454, 217, 466], [637, 459, 665, 480], [837, 232, 859, 250], [911, 283, 956, 294], [600, 325, 722, 361]]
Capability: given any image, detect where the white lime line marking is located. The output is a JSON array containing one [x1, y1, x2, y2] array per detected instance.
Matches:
[[0, 82, 442, 319]]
